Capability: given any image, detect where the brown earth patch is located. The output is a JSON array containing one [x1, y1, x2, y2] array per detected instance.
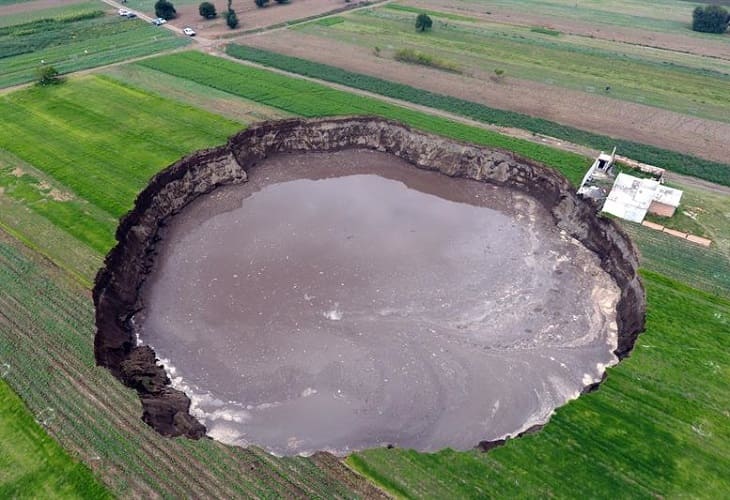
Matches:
[[166, 0, 364, 38], [241, 31, 730, 164], [402, 0, 730, 61]]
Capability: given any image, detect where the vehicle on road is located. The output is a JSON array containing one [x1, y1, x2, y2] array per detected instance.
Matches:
[[118, 8, 130, 16], [152, 17, 167, 26], [126, 12, 136, 18], [183, 27, 196, 36]]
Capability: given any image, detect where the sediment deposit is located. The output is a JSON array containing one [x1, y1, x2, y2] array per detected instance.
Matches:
[[94, 117, 645, 450]]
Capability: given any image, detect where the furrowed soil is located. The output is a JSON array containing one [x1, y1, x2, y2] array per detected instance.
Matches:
[[240, 30, 730, 164]]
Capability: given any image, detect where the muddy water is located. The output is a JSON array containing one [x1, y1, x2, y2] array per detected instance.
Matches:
[[138, 149, 619, 456]]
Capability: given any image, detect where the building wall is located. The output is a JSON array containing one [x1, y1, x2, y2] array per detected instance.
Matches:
[[648, 201, 676, 217]]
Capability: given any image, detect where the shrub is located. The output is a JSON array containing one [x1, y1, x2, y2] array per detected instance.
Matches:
[[36, 65, 61, 85], [692, 5, 729, 33], [415, 13, 432, 32], [226, 9, 239, 28], [394, 48, 461, 73], [254, 0, 269, 7], [154, 0, 177, 20], [199, 2, 217, 18]]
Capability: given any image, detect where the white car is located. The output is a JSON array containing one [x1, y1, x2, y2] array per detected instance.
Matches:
[[152, 17, 167, 26], [118, 8, 130, 16], [183, 27, 196, 36]]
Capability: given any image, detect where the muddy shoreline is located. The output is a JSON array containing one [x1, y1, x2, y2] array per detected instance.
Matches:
[[93, 117, 645, 447]]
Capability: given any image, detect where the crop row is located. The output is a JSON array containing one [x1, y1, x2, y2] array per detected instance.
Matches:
[[226, 44, 730, 187], [139, 51, 590, 185]]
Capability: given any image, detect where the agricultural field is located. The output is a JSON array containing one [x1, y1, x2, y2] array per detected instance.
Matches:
[[0, 380, 109, 498], [0, 75, 241, 281], [225, 44, 730, 186], [0, 3, 189, 88], [138, 51, 593, 183], [235, 0, 730, 167], [0, 49, 728, 497]]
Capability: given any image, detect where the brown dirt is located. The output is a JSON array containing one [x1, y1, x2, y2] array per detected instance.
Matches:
[[166, 0, 357, 38], [401, 0, 730, 61], [241, 31, 730, 164], [0, 0, 95, 17]]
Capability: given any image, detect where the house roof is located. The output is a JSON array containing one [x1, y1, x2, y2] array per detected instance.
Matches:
[[601, 173, 683, 223]]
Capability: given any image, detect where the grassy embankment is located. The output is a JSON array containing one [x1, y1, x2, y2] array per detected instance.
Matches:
[[224, 44, 730, 187], [0, 6, 188, 88], [0, 380, 110, 498]]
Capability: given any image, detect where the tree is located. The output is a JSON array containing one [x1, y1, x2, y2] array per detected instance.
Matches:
[[415, 13, 432, 32], [199, 1, 217, 18], [692, 5, 729, 33], [225, 8, 239, 28], [254, 0, 269, 7], [274, 0, 289, 3], [155, 0, 177, 20], [36, 65, 61, 85]]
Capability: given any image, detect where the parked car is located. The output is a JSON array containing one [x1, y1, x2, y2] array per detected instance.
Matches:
[[183, 27, 196, 36], [118, 8, 130, 16], [125, 12, 137, 18], [152, 17, 167, 26]]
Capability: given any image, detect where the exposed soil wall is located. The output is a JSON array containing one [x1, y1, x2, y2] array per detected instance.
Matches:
[[94, 116, 645, 442]]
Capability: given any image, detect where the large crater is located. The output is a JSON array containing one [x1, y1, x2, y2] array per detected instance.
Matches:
[[94, 117, 645, 455]]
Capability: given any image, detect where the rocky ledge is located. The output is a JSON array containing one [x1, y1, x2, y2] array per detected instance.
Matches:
[[93, 116, 645, 442]]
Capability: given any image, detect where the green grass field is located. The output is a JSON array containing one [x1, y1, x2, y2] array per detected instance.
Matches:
[[0, 75, 241, 279], [225, 44, 730, 187], [0, 49, 728, 497], [0, 380, 110, 499], [292, 5, 730, 124], [0, 11, 189, 88]]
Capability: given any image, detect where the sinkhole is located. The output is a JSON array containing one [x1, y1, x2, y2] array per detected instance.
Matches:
[[94, 118, 645, 457]]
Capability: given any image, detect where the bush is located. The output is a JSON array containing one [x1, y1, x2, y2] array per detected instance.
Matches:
[[254, 0, 269, 7], [36, 65, 61, 85], [394, 48, 461, 73], [226, 9, 239, 28], [692, 5, 729, 33], [415, 13, 432, 32], [154, 0, 177, 20], [199, 1, 217, 18]]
